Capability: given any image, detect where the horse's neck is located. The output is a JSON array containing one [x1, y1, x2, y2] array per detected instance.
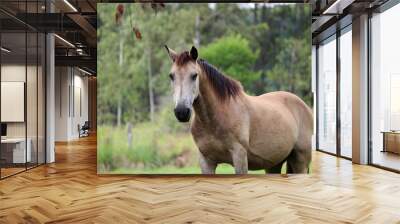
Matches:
[[192, 76, 220, 125]]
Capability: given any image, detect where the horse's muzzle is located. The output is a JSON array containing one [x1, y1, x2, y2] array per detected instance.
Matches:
[[174, 106, 191, 122]]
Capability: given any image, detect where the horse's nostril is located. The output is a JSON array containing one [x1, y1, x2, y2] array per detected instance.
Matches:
[[174, 107, 191, 122], [182, 108, 190, 116]]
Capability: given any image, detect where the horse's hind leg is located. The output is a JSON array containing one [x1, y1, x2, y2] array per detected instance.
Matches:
[[286, 147, 311, 174], [286, 126, 312, 174]]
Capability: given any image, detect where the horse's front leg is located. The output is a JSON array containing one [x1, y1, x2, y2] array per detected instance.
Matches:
[[199, 152, 217, 174], [230, 143, 248, 174]]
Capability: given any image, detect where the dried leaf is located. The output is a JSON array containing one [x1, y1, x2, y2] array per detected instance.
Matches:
[[115, 4, 124, 25], [133, 27, 142, 40], [117, 4, 124, 15]]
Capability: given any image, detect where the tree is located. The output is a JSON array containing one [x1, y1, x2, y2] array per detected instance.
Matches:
[[200, 35, 260, 92], [267, 37, 312, 105], [98, 3, 198, 124], [97, 3, 312, 125]]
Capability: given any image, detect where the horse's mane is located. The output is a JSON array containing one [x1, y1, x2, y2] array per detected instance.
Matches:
[[174, 51, 242, 101], [197, 59, 242, 101], [175, 51, 192, 66]]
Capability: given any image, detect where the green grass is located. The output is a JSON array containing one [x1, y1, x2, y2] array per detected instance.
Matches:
[[107, 163, 265, 174], [97, 123, 199, 172], [97, 122, 311, 174]]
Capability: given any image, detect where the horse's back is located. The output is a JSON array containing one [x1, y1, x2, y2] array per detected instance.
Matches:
[[258, 91, 312, 135], [256, 91, 312, 127]]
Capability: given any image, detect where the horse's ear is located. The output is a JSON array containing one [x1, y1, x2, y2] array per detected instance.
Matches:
[[190, 46, 198, 60], [165, 45, 177, 62]]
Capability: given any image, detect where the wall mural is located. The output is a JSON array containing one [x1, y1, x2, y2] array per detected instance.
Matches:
[[97, 3, 312, 174]]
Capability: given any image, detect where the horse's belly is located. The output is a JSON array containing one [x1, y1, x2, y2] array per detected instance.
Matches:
[[247, 95, 300, 166], [196, 138, 288, 170], [193, 125, 295, 169], [247, 151, 273, 170], [249, 137, 294, 167]]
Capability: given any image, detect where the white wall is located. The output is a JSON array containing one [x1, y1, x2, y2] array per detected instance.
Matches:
[[1, 65, 25, 81], [1, 65, 38, 137], [55, 67, 89, 141], [1, 63, 46, 164], [55, 67, 69, 141], [72, 73, 89, 138], [1, 66, 26, 130], [1, 82, 25, 122]]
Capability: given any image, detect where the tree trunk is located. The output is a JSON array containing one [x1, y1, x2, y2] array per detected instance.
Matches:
[[147, 48, 155, 122], [117, 30, 124, 127], [127, 122, 133, 149], [194, 14, 200, 47], [117, 98, 122, 127], [261, 3, 267, 22], [254, 3, 258, 24]]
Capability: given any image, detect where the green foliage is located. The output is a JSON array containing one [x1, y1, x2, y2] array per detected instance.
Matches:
[[201, 35, 260, 91], [97, 103, 197, 173], [98, 3, 312, 126], [266, 37, 312, 105], [156, 104, 189, 133]]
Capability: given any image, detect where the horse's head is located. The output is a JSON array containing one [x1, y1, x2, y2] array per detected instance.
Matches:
[[165, 45, 200, 122]]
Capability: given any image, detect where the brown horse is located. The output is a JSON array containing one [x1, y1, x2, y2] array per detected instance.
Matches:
[[165, 46, 313, 174]]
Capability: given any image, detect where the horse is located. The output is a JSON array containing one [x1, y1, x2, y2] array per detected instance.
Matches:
[[164, 45, 313, 174]]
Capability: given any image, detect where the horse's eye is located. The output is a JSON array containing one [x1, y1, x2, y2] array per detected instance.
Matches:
[[169, 73, 174, 81], [191, 73, 198, 81]]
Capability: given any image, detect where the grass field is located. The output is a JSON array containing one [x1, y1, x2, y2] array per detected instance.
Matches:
[[98, 123, 271, 174], [98, 122, 307, 174], [107, 163, 267, 174]]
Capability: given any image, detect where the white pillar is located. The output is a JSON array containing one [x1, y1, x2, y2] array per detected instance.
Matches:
[[312, 45, 317, 151], [46, 1, 55, 163], [352, 14, 369, 164]]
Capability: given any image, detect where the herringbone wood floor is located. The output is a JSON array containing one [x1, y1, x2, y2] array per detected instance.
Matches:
[[1, 135, 400, 224]]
